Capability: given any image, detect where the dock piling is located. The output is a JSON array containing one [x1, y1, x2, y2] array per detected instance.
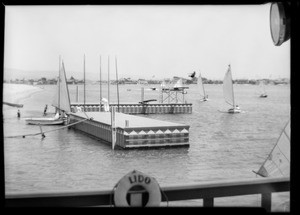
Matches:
[[111, 106, 116, 150]]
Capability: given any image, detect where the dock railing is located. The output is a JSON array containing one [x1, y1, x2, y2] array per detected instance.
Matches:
[[5, 176, 289, 211]]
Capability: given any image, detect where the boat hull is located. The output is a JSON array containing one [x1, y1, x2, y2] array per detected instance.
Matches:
[[228, 108, 241, 114], [25, 118, 65, 125], [260, 94, 268, 98]]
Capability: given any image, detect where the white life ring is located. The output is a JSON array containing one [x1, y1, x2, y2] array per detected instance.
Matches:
[[114, 170, 161, 207]]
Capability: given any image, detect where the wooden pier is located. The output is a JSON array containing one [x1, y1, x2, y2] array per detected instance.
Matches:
[[69, 112, 190, 149], [70, 102, 192, 114]]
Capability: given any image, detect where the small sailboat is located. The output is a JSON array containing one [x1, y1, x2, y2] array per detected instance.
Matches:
[[259, 80, 268, 98], [161, 80, 168, 90], [253, 120, 290, 177], [25, 112, 65, 125], [223, 64, 241, 113], [197, 73, 208, 101], [173, 78, 183, 89], [25, 60, 71, 125]]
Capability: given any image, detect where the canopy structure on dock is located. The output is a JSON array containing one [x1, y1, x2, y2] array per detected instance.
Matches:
[[159, 87, 189, 104], [69, 112, 190, 149]]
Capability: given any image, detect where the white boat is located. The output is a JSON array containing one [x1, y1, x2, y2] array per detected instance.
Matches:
[[173, 79, 188, 91], [25, 59, 71, 125], [259, 80, 268, 98], [197, 73, 208, 101], [223, 65, 241, 113], [173, 78, 183, 89], [253, 120, 290, 177], [160, 80, 168, 90], [25, 112, 65, 125]]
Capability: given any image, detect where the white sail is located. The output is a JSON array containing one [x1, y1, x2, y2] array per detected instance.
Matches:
[[52, 61, 71, 113], [223, 65, 235, 107], [255, 121, 290, 177], [161, 80, 167, 89], [259, 80, 267, 97], [259, 80, 266, 93], [197, 73, 206, 99], [174, 79, 183, 88]]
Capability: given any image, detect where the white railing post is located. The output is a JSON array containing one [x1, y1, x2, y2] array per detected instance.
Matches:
[[111, 106, 116, 150]]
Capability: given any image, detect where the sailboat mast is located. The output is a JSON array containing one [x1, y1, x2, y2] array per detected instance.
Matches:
[[200, 72, 206, 97], [84, 54, 86, 112], [58, 55, 61, 112], [108, 56, 110, 106], [100, 55, 102, 112], [61, 61, 71, 112], [229, 65, 235, 107], [115, 56, 120, 112]]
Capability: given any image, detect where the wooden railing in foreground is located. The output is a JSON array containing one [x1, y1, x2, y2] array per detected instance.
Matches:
[[5, 177, 289, 211]]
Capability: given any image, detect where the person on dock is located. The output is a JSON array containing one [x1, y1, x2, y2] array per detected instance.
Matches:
[[43, 104, 48, 116], [17, 109, 21, 118], [101, 98, 109, 112], [76, 106, 82, 112]]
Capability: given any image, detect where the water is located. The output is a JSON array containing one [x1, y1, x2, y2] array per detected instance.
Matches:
[[3, 83, 290, 209]]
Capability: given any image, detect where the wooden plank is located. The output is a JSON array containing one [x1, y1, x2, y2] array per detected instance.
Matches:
[[203, 197, 214, 207], [5, 177, 289, 207], [70, 103, 193, 114], [261, 193, 272, 212]]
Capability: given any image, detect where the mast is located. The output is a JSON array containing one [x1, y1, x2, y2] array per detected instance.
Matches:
[[58, 55, 61, 112], [100, 55, 102, 112], [199, 72, 206, 98], [61, 61, 71, 113], [84, 54, 86, 112], [229, 64, 235, 108], [108, 56, 110, 106], [115, 56, 120, 112]]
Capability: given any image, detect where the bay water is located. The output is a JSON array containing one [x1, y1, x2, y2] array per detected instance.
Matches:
[[3, 83, 290, 209]]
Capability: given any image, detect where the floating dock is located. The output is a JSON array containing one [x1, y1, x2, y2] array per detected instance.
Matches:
[[70, 102, 192, 114], [69, 112, 190, 149]]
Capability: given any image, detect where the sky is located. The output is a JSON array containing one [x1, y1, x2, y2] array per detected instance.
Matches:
[[4, 4, 290, 81]]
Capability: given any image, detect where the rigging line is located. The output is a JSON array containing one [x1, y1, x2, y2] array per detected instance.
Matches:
[[158, 185, 169, 207], [225, 101, 234, 106], [4, 117, 90, 139], [269, 159, 286, 176], [275, 142, 290, 163], [283, 129, 290, 142], [82, 111, 90, 119], [115, 56, 120, 112]]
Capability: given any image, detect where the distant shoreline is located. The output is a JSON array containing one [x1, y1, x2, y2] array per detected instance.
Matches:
[[3, 83, 44, 105]]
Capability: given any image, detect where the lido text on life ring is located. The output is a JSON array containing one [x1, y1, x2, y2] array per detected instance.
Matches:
[[114, 170, 161, 207]]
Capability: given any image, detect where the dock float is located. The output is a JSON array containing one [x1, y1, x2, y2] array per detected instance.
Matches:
[[70, 102, 192, 114], [69, 112, 190, 149]]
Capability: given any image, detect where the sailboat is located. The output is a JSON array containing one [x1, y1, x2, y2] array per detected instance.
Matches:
[[259, 80, 268, 98], [253, 120, 290, 177], [161, 80, 167, 90], [25, 60, 71, 125], [222, 64, 241, 113], [173, 78, 183, 89], [197, 73, 208, 101]]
